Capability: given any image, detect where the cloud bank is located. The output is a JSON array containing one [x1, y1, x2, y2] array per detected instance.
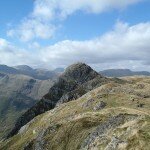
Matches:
[[7, 0, 141, 41], [0, 39, 38, 66], [1, 22, 150, 71]]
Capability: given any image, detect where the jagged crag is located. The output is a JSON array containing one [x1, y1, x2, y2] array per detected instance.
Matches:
[[1, 63, 150, 150], [7, 63, 108, 138]]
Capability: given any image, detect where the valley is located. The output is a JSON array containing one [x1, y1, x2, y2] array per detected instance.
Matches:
[[0, 65, 58, 139]]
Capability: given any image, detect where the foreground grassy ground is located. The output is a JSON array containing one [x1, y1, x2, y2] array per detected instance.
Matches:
[[0, 76, 150, 150]]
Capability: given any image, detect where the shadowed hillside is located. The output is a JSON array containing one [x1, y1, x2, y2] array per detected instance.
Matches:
[[0, 73, 54, 139]]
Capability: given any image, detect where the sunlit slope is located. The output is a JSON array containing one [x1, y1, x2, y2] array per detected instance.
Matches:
[[0, 76, 150, 150]]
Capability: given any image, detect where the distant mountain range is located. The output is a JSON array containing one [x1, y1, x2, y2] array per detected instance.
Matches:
[[0, 65, 64, 80], [1, 64, 149, 79], [100, 69, 150, 77]]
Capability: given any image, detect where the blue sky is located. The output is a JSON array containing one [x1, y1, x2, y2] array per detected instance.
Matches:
[[0, 0, 150, 70], [1, 0, 149, 43]]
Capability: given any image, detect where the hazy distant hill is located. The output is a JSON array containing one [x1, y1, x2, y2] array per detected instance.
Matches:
[[0, 64, 62, 80], [0, 73, 6, 78], [100, 69, 150, 77], [0, 70, 55, 139], [53, 67, 64, 73], [0, 65, 20, 74], [14, 65, 59, 80]]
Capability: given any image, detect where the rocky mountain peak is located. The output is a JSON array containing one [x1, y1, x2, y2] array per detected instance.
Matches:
[[62, 62, 100, 84], [7, 63, 103, 138], [14, 65, 33, 71]]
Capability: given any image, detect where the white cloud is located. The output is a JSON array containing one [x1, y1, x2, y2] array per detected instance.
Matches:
[[28, 42, 41, 49], [0, 38, 39, 66], [7, 0, 141, 41], [2, 22, 150, 71], [7, 19, 56, 42], [39, 21, 150, 70]]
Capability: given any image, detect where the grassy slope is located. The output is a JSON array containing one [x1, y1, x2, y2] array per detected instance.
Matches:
[[0, 76, 150, 150]]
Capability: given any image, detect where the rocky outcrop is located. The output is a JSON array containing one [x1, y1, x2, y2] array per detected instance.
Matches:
[[56, 76, 110, 106], [80, 114, 138, 149], [93, 101, 107, 110]]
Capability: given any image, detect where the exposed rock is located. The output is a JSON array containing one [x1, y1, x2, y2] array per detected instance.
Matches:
[[82, 99, 95, 108], [57, 76, 111, 106], [18, 124, 30, 135], [80, 114, 137, 149], [136, 92, 150, 98], [137, 103, 145, 108], [105, 136, 127, 150], [136, 84, 145, 89], [23, 140, 34, 150], [93, 101, 107, 111], [31, 124, 61, 150], [63, 63, 100, 84], [19, 119, 35, 135], [34, 130, 45, 150]]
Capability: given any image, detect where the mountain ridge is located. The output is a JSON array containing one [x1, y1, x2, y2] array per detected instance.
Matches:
[[100, 69, 150, 77], [0, 64, 60, 80]]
